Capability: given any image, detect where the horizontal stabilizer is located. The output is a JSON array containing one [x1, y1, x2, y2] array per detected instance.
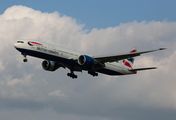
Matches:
[[129, 67, 157, 71]]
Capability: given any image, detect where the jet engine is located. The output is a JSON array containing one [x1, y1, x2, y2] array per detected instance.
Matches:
[[78, 55, 95, 66], [42, 60, 59, 71]]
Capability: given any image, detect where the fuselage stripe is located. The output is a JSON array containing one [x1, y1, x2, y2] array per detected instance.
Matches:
[[28, 41, 43, 46]]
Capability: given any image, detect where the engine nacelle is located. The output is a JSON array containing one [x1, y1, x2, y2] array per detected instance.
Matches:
[[42, 60, 59, 71], [78, 55, 95, 66]]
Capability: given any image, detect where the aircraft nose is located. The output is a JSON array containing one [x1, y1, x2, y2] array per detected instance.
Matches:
[[14, 43, 21, 49], [14, 43, 18, 48]]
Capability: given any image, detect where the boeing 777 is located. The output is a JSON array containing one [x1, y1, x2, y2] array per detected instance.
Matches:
[[14, 40, 166, 79]]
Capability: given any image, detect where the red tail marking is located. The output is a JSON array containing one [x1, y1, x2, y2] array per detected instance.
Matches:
[[123, 60, 132, 68], [123, 60, 137, 74], [130, 49, 137, 53]]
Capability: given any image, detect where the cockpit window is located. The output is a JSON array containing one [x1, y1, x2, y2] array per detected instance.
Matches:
[[17, 41, 24, 43]]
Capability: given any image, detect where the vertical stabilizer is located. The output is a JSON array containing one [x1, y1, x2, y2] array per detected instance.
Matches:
[[122, 47, 137, 68]]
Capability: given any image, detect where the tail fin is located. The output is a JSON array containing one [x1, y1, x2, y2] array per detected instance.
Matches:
[[122, 47, 137, 68]]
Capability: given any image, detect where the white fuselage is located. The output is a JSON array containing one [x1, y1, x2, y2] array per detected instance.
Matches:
[[14, 40, 134, 76]]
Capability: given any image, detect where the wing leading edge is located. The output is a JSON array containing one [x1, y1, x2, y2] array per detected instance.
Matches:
[[94, 48, 166, 63]]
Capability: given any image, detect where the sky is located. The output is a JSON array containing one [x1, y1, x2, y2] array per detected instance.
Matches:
[[0, 0, 176, 120], [1, 0, 176, 29]]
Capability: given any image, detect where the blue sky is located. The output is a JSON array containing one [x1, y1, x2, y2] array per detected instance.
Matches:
[[0, 0, 176, 29]]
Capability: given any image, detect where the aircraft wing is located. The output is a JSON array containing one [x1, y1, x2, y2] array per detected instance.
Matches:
[[94, 48, 166, 63]]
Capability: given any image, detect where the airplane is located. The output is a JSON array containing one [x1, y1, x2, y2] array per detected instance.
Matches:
[[14, 40, 166, 79]]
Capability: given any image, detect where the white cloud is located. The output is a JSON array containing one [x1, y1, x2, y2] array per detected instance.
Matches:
[[0, 61, 5, 71], [0, 5, 176, 120], [48, 90, 68, 99], [6, 74, 33, 86]]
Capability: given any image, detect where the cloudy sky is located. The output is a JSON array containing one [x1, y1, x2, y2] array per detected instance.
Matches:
[[0, 0, 176, 120]]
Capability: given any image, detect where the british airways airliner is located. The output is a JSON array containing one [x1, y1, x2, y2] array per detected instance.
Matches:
[[14, 40, 165, 79]]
